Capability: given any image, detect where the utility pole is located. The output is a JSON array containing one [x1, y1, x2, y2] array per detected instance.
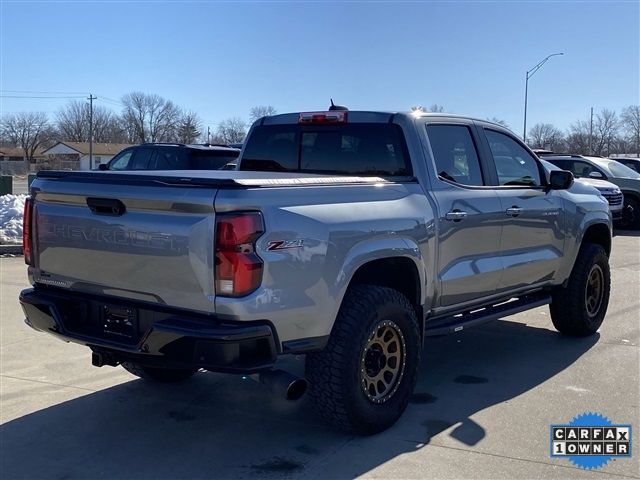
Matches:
[[207, 126, 210, 144], [589, 107, 594, 155], [88, 94, 97, 169]]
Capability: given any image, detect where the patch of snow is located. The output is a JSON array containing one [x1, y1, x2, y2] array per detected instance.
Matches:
[[565, 385, 590, 393], [0, 194, 27, 245]]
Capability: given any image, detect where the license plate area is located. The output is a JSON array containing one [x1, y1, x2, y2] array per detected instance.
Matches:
[[102, 304, 137, 339]]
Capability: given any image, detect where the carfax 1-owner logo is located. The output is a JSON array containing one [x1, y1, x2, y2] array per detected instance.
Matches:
[[551, 413, 632, 470]]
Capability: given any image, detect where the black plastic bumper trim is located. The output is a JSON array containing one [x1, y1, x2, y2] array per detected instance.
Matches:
[[281, 335, 329, 354], [19, 287, 278, 373]]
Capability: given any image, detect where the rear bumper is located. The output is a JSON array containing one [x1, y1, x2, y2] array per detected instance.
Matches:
[[19, 287, 278, 373]]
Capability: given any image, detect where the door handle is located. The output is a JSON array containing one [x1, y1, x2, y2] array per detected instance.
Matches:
[[506, 206, 523, 217], [445, 210, 467, 222], [86, 197, 126, 216]]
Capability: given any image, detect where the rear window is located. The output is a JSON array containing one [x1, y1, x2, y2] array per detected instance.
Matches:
[[150, 148, 239, 170], [240, 124, 412, 176]]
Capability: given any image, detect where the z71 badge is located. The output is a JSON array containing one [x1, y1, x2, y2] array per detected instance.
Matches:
[[266, 239, 304, 251]]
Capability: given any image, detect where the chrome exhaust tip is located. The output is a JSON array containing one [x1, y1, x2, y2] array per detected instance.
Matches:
[[257, 369, 308, 401]]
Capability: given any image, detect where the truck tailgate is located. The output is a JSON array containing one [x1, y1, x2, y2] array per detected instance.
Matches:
[[31, 175, 217, 313]]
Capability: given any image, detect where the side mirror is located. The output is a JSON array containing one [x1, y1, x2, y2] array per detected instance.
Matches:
[[588, 170, 604, 179], [98, 164, 108, 171], [549, 170, 574, 190]]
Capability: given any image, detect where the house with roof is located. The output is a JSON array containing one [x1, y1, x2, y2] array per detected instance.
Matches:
[[41, 142, 136, 170], [0, 147, 45, 174]]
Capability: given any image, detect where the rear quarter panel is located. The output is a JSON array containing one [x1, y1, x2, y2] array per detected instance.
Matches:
[[214, 182, 435, 343]]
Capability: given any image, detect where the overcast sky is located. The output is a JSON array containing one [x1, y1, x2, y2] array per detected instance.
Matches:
[[1, 1, 638, 135]]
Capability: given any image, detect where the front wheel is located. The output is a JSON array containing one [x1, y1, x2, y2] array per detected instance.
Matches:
[[305, 285, 421, 435], [550, 243, 610, 336], [121, 362, 198, 383]]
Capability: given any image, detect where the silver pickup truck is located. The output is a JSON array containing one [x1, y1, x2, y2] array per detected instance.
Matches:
[[19, 109, 612, 434]]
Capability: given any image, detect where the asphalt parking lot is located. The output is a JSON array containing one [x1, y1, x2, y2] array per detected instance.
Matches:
[[1, 234, 638, 479], [4, 176, 28, 196]]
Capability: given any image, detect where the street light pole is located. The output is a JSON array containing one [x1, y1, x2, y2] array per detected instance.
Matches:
[[523, 52, 564, 144]]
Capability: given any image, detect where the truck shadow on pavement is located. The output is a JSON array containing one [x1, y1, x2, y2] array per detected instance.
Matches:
[[613, 228, 640, 237], [1, 319, 599, 479]]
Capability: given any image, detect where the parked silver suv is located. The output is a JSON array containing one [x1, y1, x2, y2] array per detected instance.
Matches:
[[541, 154, 640, 229], [539, 159, 624, 223]]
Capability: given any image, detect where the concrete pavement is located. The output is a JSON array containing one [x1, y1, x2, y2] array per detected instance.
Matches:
[[1, 234, 638, 479]]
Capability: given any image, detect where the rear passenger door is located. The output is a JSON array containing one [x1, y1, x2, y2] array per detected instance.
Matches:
[[128, 147, 155, 170], [151, 147, 188, 170], [424, 122, 505, 308], [479, 128, 565, 292]]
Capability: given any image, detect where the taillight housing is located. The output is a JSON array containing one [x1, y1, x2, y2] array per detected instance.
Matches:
[[23, 197, 34, 265], [215, 212, 264, 297]]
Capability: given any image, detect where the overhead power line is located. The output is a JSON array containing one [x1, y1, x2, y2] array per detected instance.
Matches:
[[97, 96, 124, 107], [0, 95, 86, 99], [0, 89, 88, 95]]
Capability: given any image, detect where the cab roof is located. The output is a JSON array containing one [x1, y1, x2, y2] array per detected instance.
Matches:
[[258, 111, 508, 129]]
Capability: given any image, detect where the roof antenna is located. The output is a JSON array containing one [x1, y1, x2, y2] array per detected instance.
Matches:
[[329, 99, 348, 111]]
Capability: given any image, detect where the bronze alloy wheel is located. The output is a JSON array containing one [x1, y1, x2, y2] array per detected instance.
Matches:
[[360, 320, 406, 404], [585, 264, 604, 318]]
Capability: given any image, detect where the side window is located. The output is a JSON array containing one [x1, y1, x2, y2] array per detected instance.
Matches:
[[550, 159, 571, 170], [108, 150, 134, 170], [485, 130, 542, 187], [569, 161, 605, 179], [622, 160, 640, 173], [426, 124, 484, 186], [129, 148, 154, 170], [152, 148, 188, 169]]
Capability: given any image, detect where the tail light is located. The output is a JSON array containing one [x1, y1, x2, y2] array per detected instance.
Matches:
[[23, 197, 33, 265], [215, 213, 264, 297]]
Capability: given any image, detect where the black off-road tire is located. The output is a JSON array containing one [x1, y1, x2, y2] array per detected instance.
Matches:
[[121, 362, 198, 383], [550, 243, 610, 336], [305, 285, 421, 435]]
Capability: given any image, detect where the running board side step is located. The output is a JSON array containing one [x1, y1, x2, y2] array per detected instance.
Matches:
[[425, 293, 551, 336]]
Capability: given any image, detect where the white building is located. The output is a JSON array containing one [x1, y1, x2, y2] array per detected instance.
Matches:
[[41, 142, 135, 170]]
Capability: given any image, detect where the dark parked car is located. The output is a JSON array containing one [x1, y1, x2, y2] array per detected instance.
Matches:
[[611, 156, 640, 174], [101, 143, 240, 171]]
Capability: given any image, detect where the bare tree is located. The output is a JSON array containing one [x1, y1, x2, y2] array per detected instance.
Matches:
[[592, 108, 618, 156], [527, 123, 565, 151], [428, 104, 445, 113], [93, 108, 123, 143], [249, 105, 277, 122], [487, 117, 509, 128], [56, 100, 123, 143], [215, 117, 248, 144], [612, 136, 632, 155], [1, 112, 52, 162], [121, 92, 182, 143], [175, 111, 202, 144], [55, 100, 88, 142], [566, 120, 591, 154], [621, 105, 640, 156]]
